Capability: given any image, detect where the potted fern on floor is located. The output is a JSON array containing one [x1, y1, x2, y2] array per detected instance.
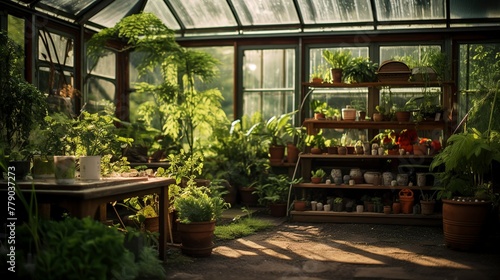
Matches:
[[253, 174, 303, 217], [174, 178, 230, 257]]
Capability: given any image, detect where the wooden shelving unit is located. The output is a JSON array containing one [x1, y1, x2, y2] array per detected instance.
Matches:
[[287, 81, 452, 226]]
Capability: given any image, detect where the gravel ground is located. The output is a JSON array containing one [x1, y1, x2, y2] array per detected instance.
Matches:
[[164, 215, 500, 280]]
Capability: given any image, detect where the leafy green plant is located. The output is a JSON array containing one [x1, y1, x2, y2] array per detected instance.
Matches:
[[74, 103, 133, 156], [311, 168, 326, 179], [258, 111, 297, 147], [174, 181, 230, 223], [0, 31, 47, 158], [322, 49, 352, 69], [343, 57, 378, 83], [253, 174, 303, 205], [305, 131, 326, 149], [310, 99, 329, 114]]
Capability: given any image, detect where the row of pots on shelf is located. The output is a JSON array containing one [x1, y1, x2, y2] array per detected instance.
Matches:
[[314, 168, 429, 187], [293, 193, 436, 215]]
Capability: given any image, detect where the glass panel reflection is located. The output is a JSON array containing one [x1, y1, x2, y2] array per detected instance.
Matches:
[[144, 0, 181, 30], [375, 0, 445, 21], [89, 0, 140, 28], [451, 0, 500, 19], [40, 0, 95, 15], [298, 0, 373, 24], [169, 0, 236, 29], [232, 0, 299, 25]]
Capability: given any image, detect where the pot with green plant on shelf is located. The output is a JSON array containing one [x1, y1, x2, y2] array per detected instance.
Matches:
[[311, 168, 326, 184], [310, 64, 327, 83], [322, 49, 352, 83], [343, 57, 378, 84], [332, 197, 344, 212], [259, 111, 297, 165], [305, 131, 326, 154], [253, 174, 303, 217], [311, 99, 328, 120]]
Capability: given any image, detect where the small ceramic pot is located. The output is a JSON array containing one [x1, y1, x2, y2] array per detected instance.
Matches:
[[382, 172, 393, 186], [356, 205, 364, 213], [397, 173, 409, 186]]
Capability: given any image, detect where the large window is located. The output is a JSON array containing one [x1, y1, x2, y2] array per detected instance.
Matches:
[[458, 43, 500, 132], [241, 48, 296, 120], [38, 29, 77, 116]]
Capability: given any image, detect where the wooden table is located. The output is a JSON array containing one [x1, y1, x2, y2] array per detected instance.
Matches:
[[1, 177, 174, 260]]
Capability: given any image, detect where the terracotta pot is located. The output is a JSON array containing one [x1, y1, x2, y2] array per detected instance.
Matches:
[[330, 68, 343, 83], [286, 144, 300, 163], [269, 145, 285, 164], [177, 220, 216, 257], [311, 177, 322, 184], [383, 205, 391, 214], [395, 111, 411, 122], [420, 200, 435, 215], [413, 144, 428, 156], [442, 199, 491, 251], [314, 112, 325, 120], [327, 146, 338, 154], [358, 111, 367, 121], [337, 146, 347, 155], [310, 147, 322, 154], [373, 112, 383, 122], [392, 202, 401, 214], [294, 200, 306, 211]]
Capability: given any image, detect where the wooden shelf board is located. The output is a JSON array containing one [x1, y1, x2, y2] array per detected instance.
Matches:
[[303, 81, 453, 88], [298, 153, 434, 160], [302, 119, 445, 130], [293, 183, 434, 190], [289, 210, 442, 226]]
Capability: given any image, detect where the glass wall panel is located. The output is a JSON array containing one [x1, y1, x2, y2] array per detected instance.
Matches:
[[7, 15, 25, 75], [86, 77, 116, 112], [242, 48, 295, 119], [38, 30, 74, 67], [451, 0, 500, 19], [457, 43, 500, 132]]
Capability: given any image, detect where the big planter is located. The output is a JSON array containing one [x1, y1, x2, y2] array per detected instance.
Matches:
[[177, 220, 216, 257], [442, 199, 491, 251]]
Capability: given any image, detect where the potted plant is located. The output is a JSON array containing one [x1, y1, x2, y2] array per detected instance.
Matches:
[[174, 179, 230, 257], [343, 57, 378, 83], [311, 168, 326, 184], [419, 188, 438, 215], [259, 111, 297, 164], [310, 99, 328, 119], [322, 49, 352, 83], [305, 131, 326, 154], [310, 64, 327, 83], [253, 174, 303, 217], [74, 103, 132, 180], [430, 86, 500, 250], [332, 197, 344, 212]]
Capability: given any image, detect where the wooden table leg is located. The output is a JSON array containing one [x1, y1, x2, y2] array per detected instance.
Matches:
[[159, 185, 169, 261]]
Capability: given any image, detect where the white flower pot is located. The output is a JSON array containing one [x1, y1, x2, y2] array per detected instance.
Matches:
[[79, 155, 101, 180]]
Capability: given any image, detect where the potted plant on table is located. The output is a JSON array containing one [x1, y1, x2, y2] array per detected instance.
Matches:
[[430, 86, 500, 250], [253, 174, 303, 217], [322, 49, 352, 83]]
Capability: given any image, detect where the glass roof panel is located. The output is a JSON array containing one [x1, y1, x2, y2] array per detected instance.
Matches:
[[39, 0, 95, 15], [169, 0, 237, 29], [144, 0, 181, 30], [375, 0, 445, 21], [89, 0, 141, 28], [232, 0, 299, 26], [450, 0, 500, 19], [298, 0, 373, 24]]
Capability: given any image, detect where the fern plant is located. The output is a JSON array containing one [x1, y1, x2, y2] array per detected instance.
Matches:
[[174, 180, 230, 223]]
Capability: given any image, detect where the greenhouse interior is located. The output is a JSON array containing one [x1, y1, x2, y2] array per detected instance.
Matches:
[[1, 0, 500, 279]]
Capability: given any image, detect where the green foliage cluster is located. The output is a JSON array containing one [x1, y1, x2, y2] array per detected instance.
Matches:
[[253, 174, 303, 205], [322, 49, 352, 69], [88, 13, 228, 157], [0, 31, 47, 158], [430, 128, 500, 199], [311, 168, 326, 179], [343, 57, 378, 83], [214, 216, 274, 240], [174, 182, 230, 223]]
